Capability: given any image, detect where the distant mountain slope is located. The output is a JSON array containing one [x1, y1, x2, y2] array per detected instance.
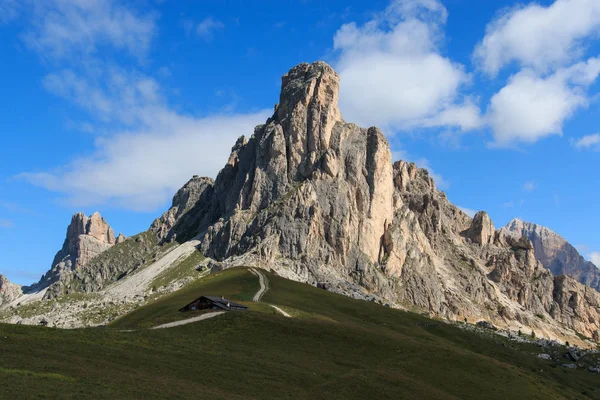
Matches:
[[502, 219, 600, 292]]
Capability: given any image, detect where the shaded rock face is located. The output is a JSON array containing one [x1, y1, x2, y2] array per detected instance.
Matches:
[[0, 275, 21, 306], [502, 219, 600, 292], [35, 212, 118, 289], [151, 176, 215, 243], [141, 61, 600, 343]]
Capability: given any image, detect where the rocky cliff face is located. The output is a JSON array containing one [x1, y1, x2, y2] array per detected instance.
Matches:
[[0, 275, 21, 307], [5, 61, 599, 344], [34, 212, 118, 289], [133, 61, 599, 343], [502, 219, 600, 292]]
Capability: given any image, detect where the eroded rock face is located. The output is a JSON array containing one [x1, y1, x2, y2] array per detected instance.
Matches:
[[35, 212, 118, 288], [0, 275, 21, 307], [502, 219, 600, 292]]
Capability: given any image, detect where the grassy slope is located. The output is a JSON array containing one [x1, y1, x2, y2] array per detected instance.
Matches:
[[1, 268, 598, 399]]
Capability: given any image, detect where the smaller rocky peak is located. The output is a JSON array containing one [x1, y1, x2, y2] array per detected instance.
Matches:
[[85, 212, 115, 245], [115, 233, 128, 244], [462, 211, 495, 245]]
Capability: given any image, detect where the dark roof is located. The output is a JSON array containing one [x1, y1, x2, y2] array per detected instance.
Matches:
[[181, 295, 248, 311], [203, 296, 248, 310]]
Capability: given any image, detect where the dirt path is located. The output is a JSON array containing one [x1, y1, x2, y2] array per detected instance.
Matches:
[[269, 305, 291, 318], [151, 311, 226, 329], [249, 268, 292, 318], [249, 268, 268, 302]]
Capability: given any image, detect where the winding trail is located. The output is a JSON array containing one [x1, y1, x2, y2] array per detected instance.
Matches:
[[150, 266, 290, 329], [250, 268, 291, 318], [269, 305, 291, 318], [250, 268, 269, 302], [151, 312, 226, 329]]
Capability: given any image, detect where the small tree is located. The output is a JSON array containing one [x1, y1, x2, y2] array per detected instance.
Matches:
[[518, 329, 522, 336], [532, 330, 536, 339]]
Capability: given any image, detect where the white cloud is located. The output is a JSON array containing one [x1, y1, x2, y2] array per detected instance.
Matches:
[[458, 207, 476, 218], [573, 133, 600, 150], [23, 66, 270, 211], [0, 219, 14, 228], [196, 17, 224, 40], [22, 0, 156, 61], [18, 109, 269, 211], [474, 0, 600, 76], [589, 252, 600, 268], [334, 0, 482, 132], [14, 1, 268, 212], [523, 181, 536, 192], [487, 58, 600, 146]]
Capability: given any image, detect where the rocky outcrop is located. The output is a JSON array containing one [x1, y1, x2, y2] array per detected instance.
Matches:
[[462, 212, 495, 245], [502, 219, 600, 292], [0, 275, 21, 307], [34, 212, 118, 289]]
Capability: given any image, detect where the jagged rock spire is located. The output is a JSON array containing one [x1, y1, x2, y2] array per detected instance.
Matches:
[[35, 212, 118, 288]]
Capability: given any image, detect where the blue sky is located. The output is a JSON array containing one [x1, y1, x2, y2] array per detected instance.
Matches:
[[1, 0, 599, 284]]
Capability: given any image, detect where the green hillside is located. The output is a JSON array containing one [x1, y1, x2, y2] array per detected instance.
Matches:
[[1, 267, 599, 399]]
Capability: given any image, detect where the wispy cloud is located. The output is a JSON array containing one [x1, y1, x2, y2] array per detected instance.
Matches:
[[13, 2, 268, 212], [22, 0, 156, 62], [572, 133, 600, 150], [196, 17, 224, 40], [523, 181, 536, 192], [0, 219, 14, 228]]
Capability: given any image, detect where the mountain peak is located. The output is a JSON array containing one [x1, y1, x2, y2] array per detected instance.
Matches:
[[277, 61, 340, 120], [503, 219, 600, 291]]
